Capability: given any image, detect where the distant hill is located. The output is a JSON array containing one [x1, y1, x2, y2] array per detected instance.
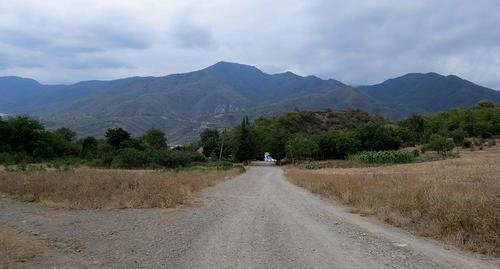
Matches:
[[1, 63, 499, 143], [0, 76, 46, 111], [358, 72, 500, 118], [0, 62, 389, 143]]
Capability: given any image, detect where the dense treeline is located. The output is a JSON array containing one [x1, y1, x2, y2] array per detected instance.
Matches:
[[200, 100, 500, 163], [0, 117, 207, 168], [1, 101, 498, 167]]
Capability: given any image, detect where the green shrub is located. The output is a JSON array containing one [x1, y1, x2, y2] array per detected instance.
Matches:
[[356, 123, 403, 151], [462, 140, 473, 149], [286, 136, 320, 160], [211, 160, 233, 168], [158, 151, 192, 168], [349, 151, 415, 164], [111, 148, 146, 169], [313, 131, 361, 159], [0, 153, 11, 164], [96, 144, 114, 167], [427, 134, 455, 154], [451, 129, 466, 145], [0, 152, 32, 164], [189, 151, 207, 163]]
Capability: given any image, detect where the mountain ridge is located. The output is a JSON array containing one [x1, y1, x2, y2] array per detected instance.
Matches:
[[1, 62, 499, 143], [358, 72, 500, 117]]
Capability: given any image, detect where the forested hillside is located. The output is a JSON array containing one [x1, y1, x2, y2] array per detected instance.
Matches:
[[1, 62, 499, 143], [358, 73, 500, 118], [201, 100, 500, 163]]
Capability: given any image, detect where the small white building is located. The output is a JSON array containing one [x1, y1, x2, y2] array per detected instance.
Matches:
[[264, 152, 275, 162]]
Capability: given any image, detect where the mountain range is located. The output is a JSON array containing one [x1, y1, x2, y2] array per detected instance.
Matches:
[[1, 61, 499, 143]]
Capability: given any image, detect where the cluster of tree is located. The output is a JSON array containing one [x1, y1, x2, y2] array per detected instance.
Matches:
[[199, 101, 500, 163], [199, 109, 401, 163], [399, 100, 500, 145], [0, 116, 206, 168], [1, 100, 497, 167]]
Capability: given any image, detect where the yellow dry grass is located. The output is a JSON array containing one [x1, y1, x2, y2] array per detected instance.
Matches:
[[285, 146, 500, 257], [0, 226, 39, 268], [0, 168, 241, 209]]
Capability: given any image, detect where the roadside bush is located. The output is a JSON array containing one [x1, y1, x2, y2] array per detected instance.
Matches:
[[349, 151, 415, 164], [111, 148, 146, 169], [427, 134, 455, 154], [80, 136, 98, 159], [0, 152, 32, 165], [451, 129, 466, 145], [0, 153, 9, 164], [158, 151, 193, 168], [189, 151, 207, 163], [212, 160, 233, 169], [48, 157, 86, 170], [96, 144, 114, 167], [462, 140, 473, 149]]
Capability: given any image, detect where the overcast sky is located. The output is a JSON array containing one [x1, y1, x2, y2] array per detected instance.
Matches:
[[0, 0, 499, 89]]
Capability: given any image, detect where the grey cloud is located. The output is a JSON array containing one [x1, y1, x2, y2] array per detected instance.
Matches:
[[0, 10, 153, 57], [64, 57, 134, 70], [0, 0, 498, 90], [170, 20, 215, 49], [295, 0, 500, 88]]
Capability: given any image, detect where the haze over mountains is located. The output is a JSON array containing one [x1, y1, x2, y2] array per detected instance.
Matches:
[[1, 61, 499, 143]]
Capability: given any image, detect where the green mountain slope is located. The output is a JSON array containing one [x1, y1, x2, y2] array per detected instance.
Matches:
[[1, 63, 498, 143], [358, 72, 500, 118], [2, 62, 388, 143]]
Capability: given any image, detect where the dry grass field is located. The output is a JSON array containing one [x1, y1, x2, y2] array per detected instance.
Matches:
[[0, 168, 242, 209], [286, 146, 500, 257], [0, 226, 40, 268]]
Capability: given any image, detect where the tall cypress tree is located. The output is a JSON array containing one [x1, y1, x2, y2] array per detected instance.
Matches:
[[234, 116, 254, 164]]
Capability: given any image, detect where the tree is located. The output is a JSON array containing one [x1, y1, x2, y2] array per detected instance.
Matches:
[[96, 144, 114, 167], [233, 117, 254, 164], [200, 129, 220, 158], [143, 128, 167, 149], [451, 129, 466, 145], [477, 99, 495, 109], [356, 123, 402, 151], [314, 131, 360, 159], [54, 127, 76, 142], [80, 136, 98, 158], [7, 116, 45, 155], [105, 128, 131, 149], [399, 115, 425, 143], [286, 136, 319, 161], [262, 124, 289, 164], [427, 134, 454, 154], [0, 118, 12, 152], [111, 148, 146, 168]]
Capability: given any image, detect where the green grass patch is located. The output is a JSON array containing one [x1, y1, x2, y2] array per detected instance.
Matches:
[[348, 150, 416, 164]]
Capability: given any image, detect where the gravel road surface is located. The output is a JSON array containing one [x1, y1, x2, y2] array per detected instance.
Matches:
[[0, 166, 497, 268]]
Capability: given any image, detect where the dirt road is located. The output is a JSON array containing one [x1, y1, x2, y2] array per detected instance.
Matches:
[[0, 166, 497, 268]]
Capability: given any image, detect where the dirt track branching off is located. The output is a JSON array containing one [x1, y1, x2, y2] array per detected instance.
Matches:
[[286, 147, 500, 257]]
